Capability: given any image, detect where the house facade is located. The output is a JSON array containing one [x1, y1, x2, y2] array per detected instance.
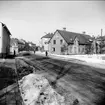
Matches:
[[40, 33, 53, 51], [95, 36, 105, 54], [0, 22, 11, 57], [49, 29, 92, 55], [10, 38, 18, 55]]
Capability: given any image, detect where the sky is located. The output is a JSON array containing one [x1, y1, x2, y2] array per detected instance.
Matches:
[[0, 1, 105, 45]]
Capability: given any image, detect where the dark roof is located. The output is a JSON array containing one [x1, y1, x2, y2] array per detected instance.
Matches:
[[56, 30, 92, 45], [0, 22, 11, 35], [10, 38, 18, 46], [41, 33, 54, 39]]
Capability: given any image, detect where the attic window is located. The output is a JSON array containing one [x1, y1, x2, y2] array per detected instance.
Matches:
[[44, 42, 48, 44]]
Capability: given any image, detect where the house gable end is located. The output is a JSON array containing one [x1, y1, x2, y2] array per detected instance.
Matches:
[[50, 30, 68, 45]]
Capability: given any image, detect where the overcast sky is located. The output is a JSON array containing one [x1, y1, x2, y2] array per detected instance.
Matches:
[[0, 1, 105, 45]]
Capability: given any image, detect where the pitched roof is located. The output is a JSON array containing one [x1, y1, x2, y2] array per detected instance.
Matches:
[[41, 33, 54, 39], [0, 22, 11, 35], [57, 30, 92, 45], [10, 38, 18, 46]]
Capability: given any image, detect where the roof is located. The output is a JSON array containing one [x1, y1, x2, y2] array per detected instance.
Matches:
[[0, 22, 11, 35], [54, 30, 92, 45], [18, 39, 26, 44], [41, 33, 54, 39], [10, 38, 18, 46]]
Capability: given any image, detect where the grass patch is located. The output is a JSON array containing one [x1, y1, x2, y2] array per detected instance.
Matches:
[[0, 65, 16, 90]]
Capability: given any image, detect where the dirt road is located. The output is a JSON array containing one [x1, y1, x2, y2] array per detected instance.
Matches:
[[1, 53, 105, 105], [21, 54, 105, 105]]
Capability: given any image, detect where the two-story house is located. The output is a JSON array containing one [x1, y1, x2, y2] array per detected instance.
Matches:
[[49, 28, 92, 55], [40, 33, 53, 52]]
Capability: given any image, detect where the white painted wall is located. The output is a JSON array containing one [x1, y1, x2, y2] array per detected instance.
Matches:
[[2, 26, 10, 54], [0, 23, 10, 55], [79, 45, 85, 54], [49, 31, 67, 55], [41, 38, 50, 51], [0, 23, 2, 53], [72, 37, 79, 54]]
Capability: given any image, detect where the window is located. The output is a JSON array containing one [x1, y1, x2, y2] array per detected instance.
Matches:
[[53, 40, 56, 44], [61, 47, 64, 52], [52, 47, 55, 52], [60, 39, 63, 44], [44, 42, 48, 44]]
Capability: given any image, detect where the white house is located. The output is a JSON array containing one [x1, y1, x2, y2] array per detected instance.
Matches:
[[40, 33, 53, 52], [0, 22, 11, 57], [48, 28, 93, 55], [10, 38, 18, 55]]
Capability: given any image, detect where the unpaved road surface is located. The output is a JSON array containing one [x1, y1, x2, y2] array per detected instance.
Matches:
[[0, 53, 105, 105], [21, 54, 105, 105]]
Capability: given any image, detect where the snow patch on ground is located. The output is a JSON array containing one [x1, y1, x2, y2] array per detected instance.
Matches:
[[35, 51, 105, 64], [19, 73, 65, 105]]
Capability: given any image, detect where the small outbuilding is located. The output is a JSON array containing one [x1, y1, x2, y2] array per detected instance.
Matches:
[[10, 38, 18, 55]]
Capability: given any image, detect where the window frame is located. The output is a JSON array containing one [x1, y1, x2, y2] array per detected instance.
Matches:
[[60, 39, 63, 44], [53, 40, 56, 44], [52, 47, 55, 52]]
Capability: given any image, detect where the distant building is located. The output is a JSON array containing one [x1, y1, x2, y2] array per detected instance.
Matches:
[[10, 38, 18, 55], [40, 33, 53, 51], [96, 36, 105, 53], [18, 39, 26, 51], [48, 28, 93, 55], [0, 22, 11, 57], [28, 41, 36, 52]]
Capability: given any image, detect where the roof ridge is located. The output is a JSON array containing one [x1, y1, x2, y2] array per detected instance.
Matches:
[[57, 29, 90, 36], [56, 29, 92, 45], [41, 33, 54, 39]]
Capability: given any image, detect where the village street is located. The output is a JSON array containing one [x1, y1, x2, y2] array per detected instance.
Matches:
[[0, 52, 105, 105]]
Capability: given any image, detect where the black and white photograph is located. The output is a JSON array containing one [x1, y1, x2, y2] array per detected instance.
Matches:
[[0, 1, 105, 105]]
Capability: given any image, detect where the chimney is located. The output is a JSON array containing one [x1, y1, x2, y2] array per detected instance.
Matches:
[[82, 31, 86, 34], [101, 29, 103, 37], [63, 27, 66, 31]]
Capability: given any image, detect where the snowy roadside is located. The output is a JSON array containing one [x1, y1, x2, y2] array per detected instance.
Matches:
[[35, 51, 105, 69], [19, 73, 80, 105]]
